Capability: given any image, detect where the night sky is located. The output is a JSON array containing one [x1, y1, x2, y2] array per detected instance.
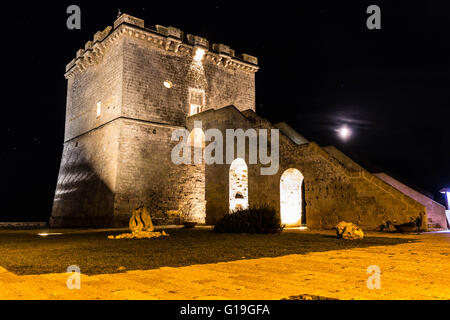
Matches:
[[1, 1, 449, 221]]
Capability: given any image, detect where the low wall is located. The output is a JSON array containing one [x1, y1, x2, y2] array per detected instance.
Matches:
[[0, 222, 48, 229]]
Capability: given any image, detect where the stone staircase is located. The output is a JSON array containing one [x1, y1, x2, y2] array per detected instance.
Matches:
[[427, 218, 445, 231]]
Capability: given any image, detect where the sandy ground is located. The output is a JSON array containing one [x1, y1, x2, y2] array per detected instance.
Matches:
[[0, 230, 449, 300]]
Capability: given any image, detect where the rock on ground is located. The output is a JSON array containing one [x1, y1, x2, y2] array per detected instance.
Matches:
[[336, 221, 364, 240]]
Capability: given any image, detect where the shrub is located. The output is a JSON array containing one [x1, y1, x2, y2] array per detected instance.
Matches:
[[213, 204, 283, 234]]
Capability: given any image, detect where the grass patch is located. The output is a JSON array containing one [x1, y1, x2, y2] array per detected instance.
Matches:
[[0, 228, 415, 275]]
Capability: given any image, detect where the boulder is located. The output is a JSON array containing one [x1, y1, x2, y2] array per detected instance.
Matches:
[[335, 221, 364, 240]]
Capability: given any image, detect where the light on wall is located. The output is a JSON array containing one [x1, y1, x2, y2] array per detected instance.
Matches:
[[96, 101, 101, 118], [37, 233, 63, 237], [163, 80, 173, 88], [194, 47, 205, 62]]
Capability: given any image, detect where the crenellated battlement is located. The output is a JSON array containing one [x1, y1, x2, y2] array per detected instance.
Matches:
[[65, 13, 258, 79]]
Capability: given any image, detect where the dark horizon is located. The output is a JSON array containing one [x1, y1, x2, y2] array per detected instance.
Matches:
[[1, 1, 449, 221]]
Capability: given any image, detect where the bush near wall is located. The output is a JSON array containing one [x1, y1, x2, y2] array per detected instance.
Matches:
[[213, 205, 283, 234]]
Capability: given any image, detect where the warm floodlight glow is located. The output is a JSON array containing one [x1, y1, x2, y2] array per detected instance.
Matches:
[[194, 48, 205, 62], [163, 80, 173, 88], [285, 226, 308, 230], [96, 101, 101, 118], [338, 125, 351, 140], [280, 168, 304, 226], [37, 233, 63, 237], [229, 158, 249, 212]]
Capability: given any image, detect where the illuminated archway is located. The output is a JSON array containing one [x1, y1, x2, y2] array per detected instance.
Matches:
[[280, 168, 304, 226], [229, 158, 248, 212]]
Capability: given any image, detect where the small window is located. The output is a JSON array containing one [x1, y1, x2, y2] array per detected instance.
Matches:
[[188, 88, 205, 116], [96, 101, 101, 118], [163, 80, 173, 88], [190, 104, 202, 115]]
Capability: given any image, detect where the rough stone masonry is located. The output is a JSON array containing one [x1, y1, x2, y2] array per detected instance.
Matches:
[[51, 13, 447, 231]]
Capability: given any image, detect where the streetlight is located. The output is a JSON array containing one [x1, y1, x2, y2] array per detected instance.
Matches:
[[440, 188, 450, 210]]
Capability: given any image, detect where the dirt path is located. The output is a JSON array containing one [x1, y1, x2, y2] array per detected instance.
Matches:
[[1, 231, 449, 300]]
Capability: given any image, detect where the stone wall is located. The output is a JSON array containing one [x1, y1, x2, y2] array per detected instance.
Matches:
[[113, 119, 205, 226], [121, 30, 256, 127], [52, 117, 206, 227], [51, 122, 120, 227], [0, 222, 48, 229], [374, 173, 448, 230], [188, 107, 426, 230], [64, 38, 124, 141]]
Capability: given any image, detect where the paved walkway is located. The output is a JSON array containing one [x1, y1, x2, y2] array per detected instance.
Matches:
[[0, 231, 449, 300]]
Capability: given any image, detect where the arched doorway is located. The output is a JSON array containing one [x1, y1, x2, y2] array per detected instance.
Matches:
[[280, 168, 304, 227], [229, 158, 248, 212]]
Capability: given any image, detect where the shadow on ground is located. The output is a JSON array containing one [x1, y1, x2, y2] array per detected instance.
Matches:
[[0, 228, 417, 275]]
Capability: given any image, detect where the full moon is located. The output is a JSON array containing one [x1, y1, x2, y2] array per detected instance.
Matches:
[[338, 126, 351, 140]]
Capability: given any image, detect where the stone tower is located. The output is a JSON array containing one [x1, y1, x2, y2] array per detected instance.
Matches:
[[51, 14, 259, 227]]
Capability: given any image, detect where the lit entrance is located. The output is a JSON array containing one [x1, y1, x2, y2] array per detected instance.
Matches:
[[280, 168, 304, 226], [229, 158, 248, 212]]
